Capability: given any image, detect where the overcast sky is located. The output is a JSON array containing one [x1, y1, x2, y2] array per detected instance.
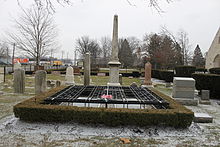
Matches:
[[0, 0, 219, 59]]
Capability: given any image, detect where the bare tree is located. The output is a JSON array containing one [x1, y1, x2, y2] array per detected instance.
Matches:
[[0, 43, 9, 57], [8, 5, 59, 66], [15, 0, 172, 13], [100, 36, 111, 66], [177, 30, 192, 65], [75, 36, 101, 68]]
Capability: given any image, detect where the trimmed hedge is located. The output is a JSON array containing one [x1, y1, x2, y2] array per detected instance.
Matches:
[[152, 69, 174, 82], [209, 68, 220, 74], [13, 86, 193, 128], [159, 70, 174, 82], [175, 66, 196, 77], [195, 67, 207, 73], [192, 73, 220, 99]]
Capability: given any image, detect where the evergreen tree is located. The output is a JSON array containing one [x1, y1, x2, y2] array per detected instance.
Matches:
[[118, 39, 133, 68], [192, 44, 205, 67]]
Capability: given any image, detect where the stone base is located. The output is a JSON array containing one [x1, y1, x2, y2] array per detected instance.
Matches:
[[174, 98, 198, 106], [194, 113, 213, 123], [107, 82, 121, 86], [199, 99, 211, 105], [65, 82, 75, 86], [141, 85, 153, 88]]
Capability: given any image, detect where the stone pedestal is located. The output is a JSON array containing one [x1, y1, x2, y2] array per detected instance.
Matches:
[[14, 69, 25, 93], [84, 53, 90, 86], [144, 62, 152, 85], [172, 77, 198, 106], [35, 70, 46, 94], [108, 62, 121, 86], [65, 66, 75, 85]]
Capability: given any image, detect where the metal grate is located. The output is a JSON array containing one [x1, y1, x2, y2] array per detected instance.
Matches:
[[44, 85, 169, 109]]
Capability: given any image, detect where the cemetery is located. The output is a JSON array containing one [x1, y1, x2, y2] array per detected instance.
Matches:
[[0, 1, 220, 146]]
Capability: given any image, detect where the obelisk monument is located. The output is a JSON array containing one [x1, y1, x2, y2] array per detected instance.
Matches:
[[107, 15, 121, 86]]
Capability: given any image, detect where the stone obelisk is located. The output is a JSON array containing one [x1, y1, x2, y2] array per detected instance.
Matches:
[[107, 15, 121, 86]]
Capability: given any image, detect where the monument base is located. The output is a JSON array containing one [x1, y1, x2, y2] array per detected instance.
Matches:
[[174, 98, 198, 106], [65, 82, 75, 86], [107, 82, 121, 86]]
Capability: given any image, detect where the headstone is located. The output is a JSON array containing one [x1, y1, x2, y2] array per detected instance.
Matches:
[[201, 90, 210, 100], [14, 62, 21, 70], [14, 69, 25, 93], [65, 66, 75, 85], [199, 90, 211, 105], [172, 77, 198, 106], [119, 74, 122, 85], [84, 52, 90, 86], [130, 82, 138, 88], [35, 70, 47, 94], [56, 80, 61, 87], [108, 15, 121, 86], [144, 62, 152, 85], [97, 73, 106, 76]]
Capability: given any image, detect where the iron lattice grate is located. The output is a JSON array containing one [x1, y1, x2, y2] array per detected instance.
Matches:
[[44, 85, 169, 109]]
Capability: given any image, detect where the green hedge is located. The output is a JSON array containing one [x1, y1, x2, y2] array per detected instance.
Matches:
[[152, 70, 174, 82], [209, 68, 220, 74], [159, 70, 174, 82], [175, 66, 196, 77], [13, 86, 193, 128], [195, 67, 207, 73], [192, 73, 220, 99]]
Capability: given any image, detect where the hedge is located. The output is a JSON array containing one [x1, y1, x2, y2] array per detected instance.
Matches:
[[159, 70, 174, 82], [209, 68, 220, 74], [175, 66, 196, 77], [13, 86, 193, 128], [192, 73, 220, 99]]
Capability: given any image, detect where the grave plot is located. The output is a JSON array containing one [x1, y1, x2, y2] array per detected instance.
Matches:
[[44, 85, 169, 109], [14, 86, 194, 128]]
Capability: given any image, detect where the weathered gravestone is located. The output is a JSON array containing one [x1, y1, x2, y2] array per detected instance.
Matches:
[[35, 70, 47, 94], [84, 52, 90, 86], [144, 62, 152, 85], [200, 90, 211, 105], [14, 68, 25, 93], [65, 66, 75, 85]]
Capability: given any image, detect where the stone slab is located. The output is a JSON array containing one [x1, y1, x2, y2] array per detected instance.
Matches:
[[199, 99, 211, 105], [172, 91, 195, 99], [194, 113, 213, 123], [173, 77, 195, 87], [174, 98, 198, 106]]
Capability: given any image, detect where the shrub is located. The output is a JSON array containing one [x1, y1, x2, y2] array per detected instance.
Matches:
[[159, 70, 174, 82], [152, 69, 161, 79], [195, 67, 207, 73], [209, 68, 220, 74], [175, 66, 196, 77], [192, 73, 220, 99], [13, 86, 193, 128]]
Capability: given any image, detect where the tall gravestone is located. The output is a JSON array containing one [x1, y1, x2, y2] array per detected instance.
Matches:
[[144, 62, 152, 85], [35, 70, 47, 94], [65, 66, 75, 85], [14, 68, 25, 93], [108, 15, 121, 86], [84, 52, 91, 86]]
